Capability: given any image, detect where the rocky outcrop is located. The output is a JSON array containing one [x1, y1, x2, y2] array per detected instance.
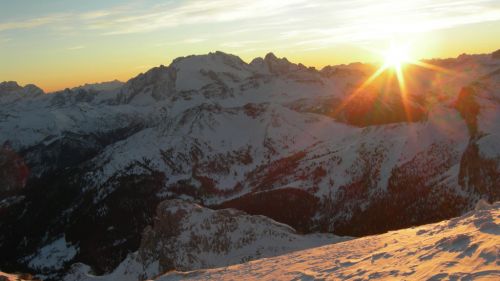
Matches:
[[63, 200, 347, 281], [137, 200, 344, 273], [459, 139, 500, 203]]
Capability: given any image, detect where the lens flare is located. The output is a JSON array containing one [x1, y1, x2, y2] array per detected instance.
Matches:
[[332, 41, 455, 124]]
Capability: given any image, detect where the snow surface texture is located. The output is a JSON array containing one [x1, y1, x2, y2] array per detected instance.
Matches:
[[63, 199, 349, 281], [27, 235, 77, 271], [158, 201, 500, 281]]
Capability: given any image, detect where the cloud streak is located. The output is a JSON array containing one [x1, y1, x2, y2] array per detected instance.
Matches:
[[87, 0, 309, 35], [0, 13, 70, 32], [0, 0, 499, 51], [67, 45, 85, 50]]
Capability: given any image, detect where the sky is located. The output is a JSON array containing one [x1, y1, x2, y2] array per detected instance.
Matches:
[[1, 0, 499, 92]]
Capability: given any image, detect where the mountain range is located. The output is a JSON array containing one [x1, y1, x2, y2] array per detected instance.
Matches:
[[0, 50, 499, 280]]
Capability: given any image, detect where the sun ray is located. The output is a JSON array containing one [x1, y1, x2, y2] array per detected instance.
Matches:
[[395, 64, 412, 122], [411, 60, 456, 75], [333, 42, 457, 125], [332, 63, 389, 116]]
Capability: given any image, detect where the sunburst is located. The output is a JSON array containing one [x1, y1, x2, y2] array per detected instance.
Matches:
[[333, 42, 455, 121]]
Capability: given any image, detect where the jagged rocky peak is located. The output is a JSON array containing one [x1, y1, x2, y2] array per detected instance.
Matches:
[[0, 81, 44, 102], [71, 80, 124, 92], [116, 51, 253, 104], [115, 50, 329, 105], [263, 52, 299, 74], [170, 51, 248, 72], [249, 56, 265, 68], [0, 81, 23, 92], [264, 52, 280, 62], [320, 62, 370, 77]]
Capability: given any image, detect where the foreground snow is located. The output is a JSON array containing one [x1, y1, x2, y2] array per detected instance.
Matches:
[[158, 202, 500, 281], [0, 271, 37, 280]]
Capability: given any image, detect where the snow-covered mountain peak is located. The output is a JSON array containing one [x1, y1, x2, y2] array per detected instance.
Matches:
[[263, 52, 301, 74], [264, 52, 278, 60], [170, 51, 249, 73], [122, 57, 250, 105], [0, 81, 44, 104]]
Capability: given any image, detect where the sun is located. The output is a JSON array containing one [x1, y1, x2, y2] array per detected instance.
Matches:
[[331, 40, 453, 125], [383, 43, 411, 69]]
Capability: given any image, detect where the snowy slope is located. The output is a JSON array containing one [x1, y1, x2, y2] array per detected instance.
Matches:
[[158, 201, 500, 281], [63, 200, 348, 281]]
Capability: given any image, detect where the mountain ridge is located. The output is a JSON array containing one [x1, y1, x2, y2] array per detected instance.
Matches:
[[0, 50, 499, 280]]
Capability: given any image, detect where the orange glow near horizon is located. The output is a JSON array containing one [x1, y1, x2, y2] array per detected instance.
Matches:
[[1, 0, 500, 92]]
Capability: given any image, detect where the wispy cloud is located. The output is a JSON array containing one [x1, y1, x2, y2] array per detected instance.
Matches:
[[220, 40, 262, 48], [0, 36, 12, 46], [87, 0, 309, 35], [0, 13, 70, 32], [0, 0, 499, 51], [155, 38, 207, 46], [79, 10, 112, 20], [67, 45, 85, 50]]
